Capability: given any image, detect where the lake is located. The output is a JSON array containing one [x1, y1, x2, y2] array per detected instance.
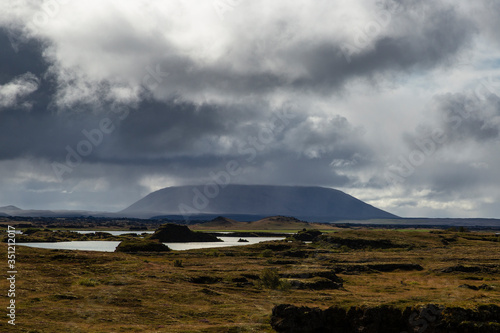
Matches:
[[74, 230, 154, 235], [17, 236, 285, 252]]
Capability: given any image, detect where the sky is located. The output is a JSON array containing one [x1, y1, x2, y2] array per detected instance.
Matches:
[[0, 0, 500, 218]]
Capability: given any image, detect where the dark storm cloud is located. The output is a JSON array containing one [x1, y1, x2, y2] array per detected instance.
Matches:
[[290, 13, 473, 92], [433, 93, 500, 143], [114, 100, 260, 157], [403, 92, 500, 150], [0, 28, 47, 83], [0, 1, 499, 216], [472, 0, 500, 45], [138, 1, 476, 100]]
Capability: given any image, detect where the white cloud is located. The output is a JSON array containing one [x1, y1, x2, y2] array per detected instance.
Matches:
[[0, 72, 39, 109]]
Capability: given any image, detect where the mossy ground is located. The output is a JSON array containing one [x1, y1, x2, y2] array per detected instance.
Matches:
[[1, 228, 499, 332]]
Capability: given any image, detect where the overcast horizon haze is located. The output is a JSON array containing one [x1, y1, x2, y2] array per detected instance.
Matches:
[[1, 0, 500, 218]]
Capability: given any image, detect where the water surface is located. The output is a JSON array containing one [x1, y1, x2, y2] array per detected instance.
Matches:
[[18, 236, 284, 252]]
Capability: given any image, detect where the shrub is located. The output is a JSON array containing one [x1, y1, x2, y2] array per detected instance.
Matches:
[[205, 249, 221, 257], [173, 259, 183, 267], [257, 268, 290, 291], [260, 249, 273, 258], [78, 278, 99, 287]]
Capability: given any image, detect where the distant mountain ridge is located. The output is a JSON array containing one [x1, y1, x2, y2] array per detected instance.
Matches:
[[190, 215, 338, 231], [121, 184, 399, 221], [0, 205, 22, 211]]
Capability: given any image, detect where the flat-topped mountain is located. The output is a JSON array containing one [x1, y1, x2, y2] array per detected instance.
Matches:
[[121, 185, 398, 221]]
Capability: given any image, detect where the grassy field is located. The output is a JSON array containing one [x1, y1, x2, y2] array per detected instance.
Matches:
[[1, 228, 499, 332]]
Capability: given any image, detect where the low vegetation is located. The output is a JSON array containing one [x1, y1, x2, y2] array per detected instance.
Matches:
[[257, 268, 291, 291]]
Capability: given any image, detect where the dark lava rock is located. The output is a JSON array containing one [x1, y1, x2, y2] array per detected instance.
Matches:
[[150, 223, 222, 243], [291, 229, 323, 241], [241, 273, 259, 280], [441, 265, 482, 273], [366, 263, 423, 272], [115, 239, 170, 253], [267, 259, 299, 265], [288, 277, 343, 290], [188, 276, 222, 284], [271, 303, 500, 333], [333, 264, 422, 274], [459, 284, 495, 291], [317, 235, 407, 249], [283, 270, 343, 283], [200, 288, 221, 296], [263, 243, 292, 251], [93, 232, 114, 239], [238, 238, 249, 242], [231, 277, 249, 283], [271, 304, 347, 332], [282, 250, 309, 258]]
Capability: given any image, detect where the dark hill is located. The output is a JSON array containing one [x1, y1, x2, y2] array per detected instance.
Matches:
[[121, 185, 398, 221], [149, 224, 222, 243]]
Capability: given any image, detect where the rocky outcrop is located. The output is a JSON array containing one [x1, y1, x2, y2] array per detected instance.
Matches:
[[317, 235, 407, 249], [288, 277, 343, 290], [281, 270, 343, 290], [271, 304, 500, 333], [290, 229, 323, 241], [149, 223, 222, 243], [115, 240, 170, 253]]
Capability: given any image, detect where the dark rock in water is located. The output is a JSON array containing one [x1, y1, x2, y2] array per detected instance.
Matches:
[[238, 238, 249, 242], [93, 232, 114, 239], [149, 223, 222, 243], [115, 239, 170, 253], [271, 303, 500, 333]]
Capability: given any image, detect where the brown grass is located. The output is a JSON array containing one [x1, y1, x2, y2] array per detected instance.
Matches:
[[0, 229, 499, 332]]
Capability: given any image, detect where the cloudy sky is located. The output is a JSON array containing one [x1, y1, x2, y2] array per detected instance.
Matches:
[[1, 0, 500, 217]]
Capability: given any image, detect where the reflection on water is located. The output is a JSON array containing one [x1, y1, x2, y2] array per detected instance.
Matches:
[[75, 230, 154, 236], [17, 236, 285, 252], [18, 241, 121, 252]]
